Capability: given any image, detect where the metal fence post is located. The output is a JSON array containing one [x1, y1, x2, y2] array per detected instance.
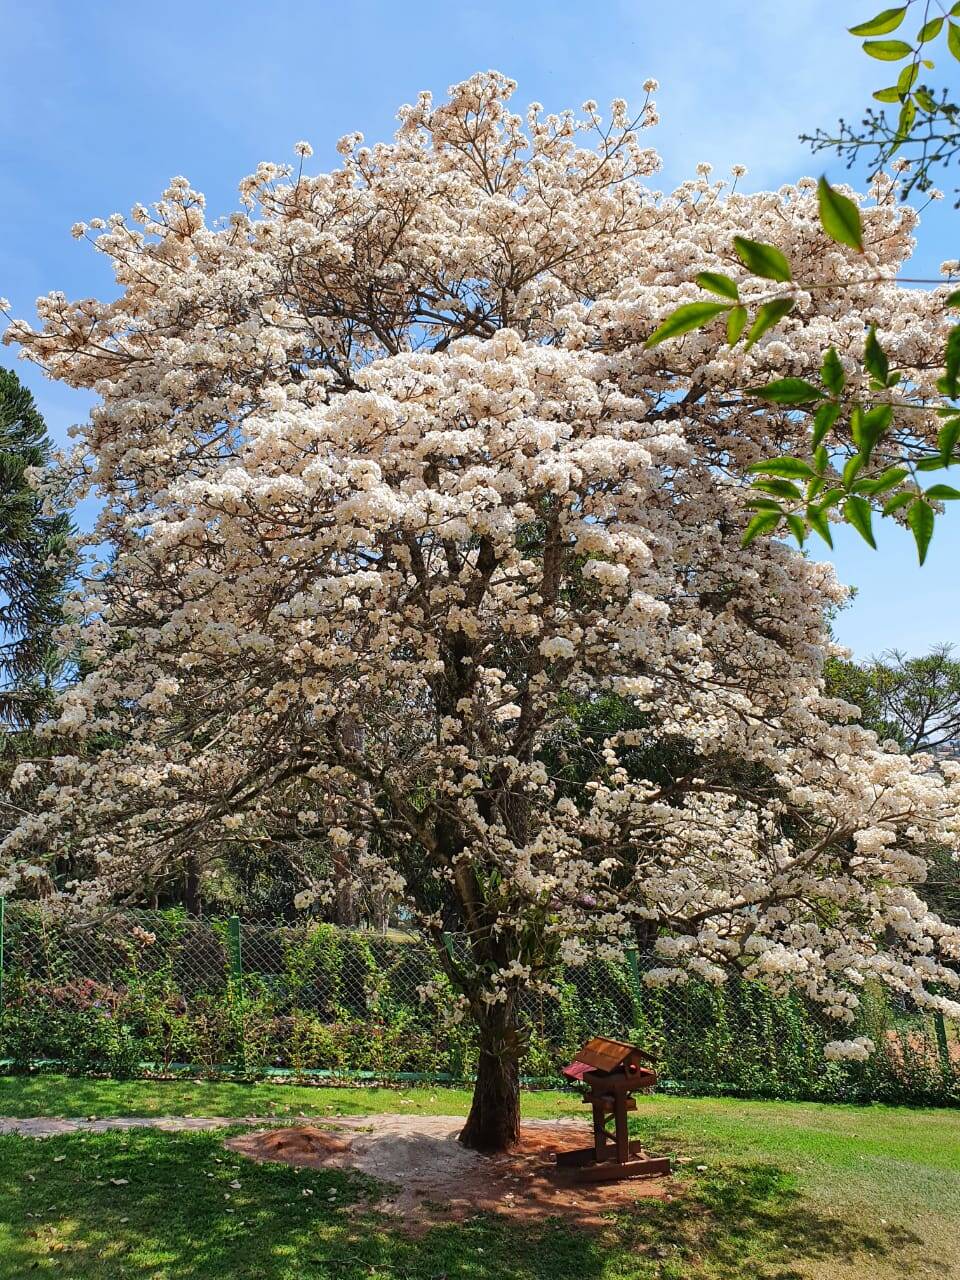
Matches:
[[625, 948, 644, 1031], [934, 1010, 950, 1069], [0, 897, 5, 1020], [227, 914, 245, 1070]]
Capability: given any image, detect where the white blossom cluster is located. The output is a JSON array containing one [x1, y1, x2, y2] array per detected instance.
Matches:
[[824, 1037, 874, 1063], [3, 73, 960, 1049]]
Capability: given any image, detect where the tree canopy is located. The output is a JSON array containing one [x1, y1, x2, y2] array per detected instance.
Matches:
[[3, 73, 959, 1149], [827, 644, 960, 752]]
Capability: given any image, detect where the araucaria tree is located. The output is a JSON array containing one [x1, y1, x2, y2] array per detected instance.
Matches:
[[4, 73, 960, 1151], [0, 368, 71, 727]]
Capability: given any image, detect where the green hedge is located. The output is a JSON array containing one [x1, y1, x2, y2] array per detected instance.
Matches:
[[1, 906, 958, 1104]]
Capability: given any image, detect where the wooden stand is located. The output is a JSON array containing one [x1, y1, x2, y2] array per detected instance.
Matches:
[[556, 1073, 670, 1182]]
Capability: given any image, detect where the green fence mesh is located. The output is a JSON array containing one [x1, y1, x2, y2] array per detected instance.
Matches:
[[0, 902, 957, 1104]]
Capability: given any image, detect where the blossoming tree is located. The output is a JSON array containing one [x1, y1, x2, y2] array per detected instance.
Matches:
[[4, 72, 960, 1151]]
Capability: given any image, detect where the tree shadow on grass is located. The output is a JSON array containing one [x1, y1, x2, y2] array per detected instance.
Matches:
[[615, 1163, 928, 1280], [0, 1129, 935, 1280]]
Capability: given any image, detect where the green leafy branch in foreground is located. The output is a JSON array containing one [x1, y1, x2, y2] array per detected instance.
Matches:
[[805, 1, 960, 202], [647, 177, 960, 562]]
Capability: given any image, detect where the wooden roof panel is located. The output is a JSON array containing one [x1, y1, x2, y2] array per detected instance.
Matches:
[[576, 1036, 655, 1072]]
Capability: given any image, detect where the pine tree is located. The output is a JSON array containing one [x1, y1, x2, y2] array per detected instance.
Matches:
[[0, 368, 72, 727]]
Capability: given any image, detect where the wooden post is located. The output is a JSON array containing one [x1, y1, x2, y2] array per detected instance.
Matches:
[[615, 1096, 630, 1164], [592, 1102, 607, 1161]]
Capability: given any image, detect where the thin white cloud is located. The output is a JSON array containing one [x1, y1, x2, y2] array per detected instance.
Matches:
[[609, 0, 879, 187]]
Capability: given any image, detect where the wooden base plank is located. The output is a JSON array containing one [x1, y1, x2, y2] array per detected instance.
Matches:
[[571, 1154, 672, 1183], [555, 1145, 598, 1168], [556, 1138, 671, 1181]]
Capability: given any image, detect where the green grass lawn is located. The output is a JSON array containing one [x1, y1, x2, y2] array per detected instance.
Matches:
[[0, 1076, 957, 1279]]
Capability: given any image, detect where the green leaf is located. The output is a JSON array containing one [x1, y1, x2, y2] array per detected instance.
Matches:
[[949, 21, 960, 60], [844, 495, 877, 547], [745, 497, 785, 510], [859, 403, 894, 461], [944, 324, 960, 397], [864, 403, 894, 431], [897, 62, 920, 92], [908, 499, 935, 563], [895, 98, 917, 137], [917, 455, 949, 471], [732, 236, 792, 282], [864, 325, 890, 385], [806, 504, 834, 547], [817, 178, 864, 252], [914, 87, 939, 113], [849, 6, 906, 35], [918, 16, 944, 41], [645, 301, 730, 348], [813, 444, 829, 473], [727, 305, 748, 346], [873, 86, 903, 102], [883, 490, 915, 515], [785, 513, 807, 544], [744, 298, 795, 350], [819, 487, 846, 509], [855, 466, 908, 495], [945, 290, 960, 309], [746, 377, 824, 405], [849, 405, 864, 447], [863, 39, 913, 58], [696, 271, 739, 300], [925, 484, 960, 499], [742, 510, 783, 546], [820, 347, 846, 395], [952, 2, 960, 15], [748, 456, 818, 479], [938, 418, 960, 463], [752, 477, 803, 500], [812, 401, 842, 449], [843, 453, 865, 488]]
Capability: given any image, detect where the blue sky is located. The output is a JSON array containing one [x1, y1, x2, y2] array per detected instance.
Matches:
[[1, 0, 956, 658]]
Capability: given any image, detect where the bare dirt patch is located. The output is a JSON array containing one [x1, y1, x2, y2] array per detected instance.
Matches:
[[884, 1027, 960, 1066], [225, 1114, 677, 1230], [237, 1125, 352, 1161]]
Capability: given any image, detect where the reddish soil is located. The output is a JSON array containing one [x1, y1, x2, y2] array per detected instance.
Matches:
[[226, 1114, 677, 1230], [884, 1027, 960, 1065], [237, 1125, 352, 1160]]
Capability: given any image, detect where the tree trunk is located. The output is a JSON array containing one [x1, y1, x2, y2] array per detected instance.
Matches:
[[184, 853, 201, 917], [331, 852, 358, 927], [458, 1003, 521, 1152]]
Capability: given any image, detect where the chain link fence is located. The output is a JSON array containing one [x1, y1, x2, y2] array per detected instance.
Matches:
[[0, 901, 958, 1104]]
